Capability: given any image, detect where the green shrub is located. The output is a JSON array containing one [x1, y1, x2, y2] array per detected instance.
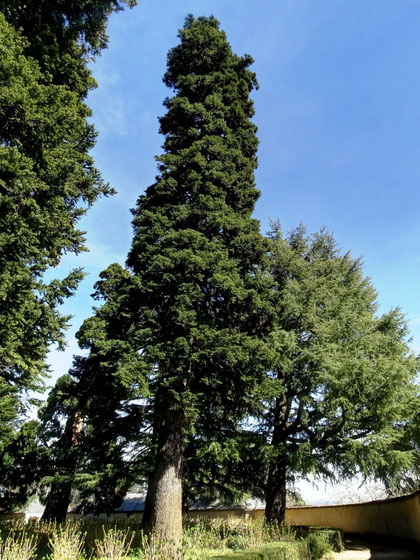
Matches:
[[306, 533, 333, 560], [48, 523, 86, 560], [307, 527, 344, 552], [209, 541, 310, 560], [95, 526, 134, 559], [317, 529, 343, 553], [293, 526, 344, 554]]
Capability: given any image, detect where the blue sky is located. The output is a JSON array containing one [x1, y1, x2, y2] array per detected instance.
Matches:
[[48, 0, 419, 426], [50, 0, 420, 377]]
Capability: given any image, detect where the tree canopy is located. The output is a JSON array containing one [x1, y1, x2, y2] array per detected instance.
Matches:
[[0, 1, 137, 448], [257, 224, 419, 523]]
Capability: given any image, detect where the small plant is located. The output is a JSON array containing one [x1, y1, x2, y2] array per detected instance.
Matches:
[[95, 526, 134, 559], [183, 519, 227, 551], [0, 531, 37, 560], [48, 523, 86, 560], [138, 531, 182, 560]]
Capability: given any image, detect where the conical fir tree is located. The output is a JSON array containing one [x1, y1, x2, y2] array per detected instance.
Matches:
[[126, 16, 273, 543]]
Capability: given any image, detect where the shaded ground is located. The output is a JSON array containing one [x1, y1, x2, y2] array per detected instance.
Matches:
[[334, 537, 419, 560]]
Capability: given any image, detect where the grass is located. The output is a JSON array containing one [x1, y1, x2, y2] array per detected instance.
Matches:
[[0, 517, 325, 559]]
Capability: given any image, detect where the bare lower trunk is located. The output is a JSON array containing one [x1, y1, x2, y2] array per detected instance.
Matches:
[[264, 460, 287, 525], [41, 412, 83, 522], [142, 409, 184, 550], [41, 480, 72, 523]]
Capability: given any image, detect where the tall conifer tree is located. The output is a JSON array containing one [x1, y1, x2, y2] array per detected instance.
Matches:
[[126, 15, 272, 543]]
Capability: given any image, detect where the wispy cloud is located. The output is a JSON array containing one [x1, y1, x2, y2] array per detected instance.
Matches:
[[92, 95, 131, 137], [408, 316, 420, 327]]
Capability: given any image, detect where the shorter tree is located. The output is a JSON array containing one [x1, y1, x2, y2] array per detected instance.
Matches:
[[258, 224, 419, 524], [36, 264, 150, 521], [0, 421, 47, 511]]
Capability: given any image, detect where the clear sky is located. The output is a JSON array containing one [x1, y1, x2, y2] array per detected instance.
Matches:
[[47, 0, 420, 502]]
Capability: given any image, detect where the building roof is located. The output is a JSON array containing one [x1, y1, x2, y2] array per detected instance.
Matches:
[[113, 493, 265, 512], [20, 493, 266, 515]]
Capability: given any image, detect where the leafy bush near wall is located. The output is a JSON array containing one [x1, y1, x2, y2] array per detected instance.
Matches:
[[209, 541, 311, 560], [294, 526, 344, 553], [305, 527, 343, 553], [306, 533, 333, 560], [311, 528, 344, 553]]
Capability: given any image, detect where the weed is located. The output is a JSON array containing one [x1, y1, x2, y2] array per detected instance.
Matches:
[[48, 523, 86, 560], [95, 526, 134, 560], [0, 531, 37, 560]]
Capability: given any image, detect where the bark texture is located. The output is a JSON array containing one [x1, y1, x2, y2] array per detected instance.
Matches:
[[142, 409, 184, 549], [41, 480, 72, 523], [264, 394, 289, 525], [265, 461, 287, 525]]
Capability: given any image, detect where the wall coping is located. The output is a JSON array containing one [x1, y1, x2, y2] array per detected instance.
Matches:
[[192, 490, 420, 512], [285, 489, 420, 510]]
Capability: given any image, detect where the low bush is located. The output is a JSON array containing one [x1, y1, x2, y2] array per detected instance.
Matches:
[[294, 525, 344, 553], [209, 541, 310, 560], [0, 530, 37, 560], [309, 527, 344, 552], [306, 533, 333, 560], [48, 523, 86, 560], [95, 526, 134, 559]]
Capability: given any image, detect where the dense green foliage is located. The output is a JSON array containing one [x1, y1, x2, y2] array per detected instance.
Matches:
[[0, 11, 89, 443], [305, 533, 332, 560], [36, 263, 149, 519], [0, 0, 136, 506], [126, 14, 273, 428], [379, 395, 420, 495], [0, 421, 47, 510], [0, 1, 137, 93], [295, 527, 343, 555], [179, 226, 418, 521], [257, 224, 419, 522]]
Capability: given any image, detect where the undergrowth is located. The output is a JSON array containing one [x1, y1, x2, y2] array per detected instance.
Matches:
[[0, 517, 320, 559]]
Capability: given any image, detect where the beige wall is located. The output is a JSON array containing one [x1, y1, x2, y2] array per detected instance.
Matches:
[[190, 491, 420, 542], [281, 491, 420, 542]]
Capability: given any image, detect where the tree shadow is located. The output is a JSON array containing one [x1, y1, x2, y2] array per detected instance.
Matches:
[[344, 536, 419, 560]]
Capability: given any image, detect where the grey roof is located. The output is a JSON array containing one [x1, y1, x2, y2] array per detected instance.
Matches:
[[189, 496, 265, 511], [113, 493, 265, 512], [115, 494, 146, 512], [20, 493, 264, 515]]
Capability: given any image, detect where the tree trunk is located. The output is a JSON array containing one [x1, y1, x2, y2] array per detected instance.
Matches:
[[142, 408, 184, 550], [41, 411, 83, 522], [264, 460, 287, 525], [41, 479, 72, 523], [265, 392, 290, 525]]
